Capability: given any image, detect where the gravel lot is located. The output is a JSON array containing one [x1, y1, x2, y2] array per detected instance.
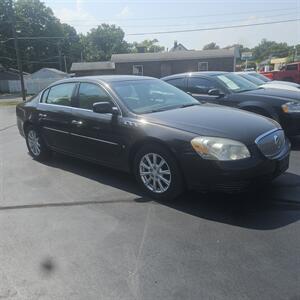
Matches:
[[0, 105, 299, 300]]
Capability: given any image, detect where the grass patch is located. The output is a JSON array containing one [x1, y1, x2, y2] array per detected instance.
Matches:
[[0, 101, 21, 107]]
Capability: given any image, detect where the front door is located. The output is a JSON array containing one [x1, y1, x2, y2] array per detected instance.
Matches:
[[70, 82, 123, 166], [187, 77, 225, 104], [37, 82, 77, 152]]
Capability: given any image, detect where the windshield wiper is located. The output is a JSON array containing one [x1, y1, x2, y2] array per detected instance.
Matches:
[[179, 103, 200, 108], [145, 103, 200, 113], [146, 105, 178, 113]]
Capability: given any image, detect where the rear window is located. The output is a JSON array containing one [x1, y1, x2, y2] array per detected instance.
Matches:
[[46, 83, 76, 106]]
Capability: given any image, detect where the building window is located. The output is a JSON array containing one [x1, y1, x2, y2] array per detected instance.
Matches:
[[198, 62, 208, 71], [133, 65, 143, 76]]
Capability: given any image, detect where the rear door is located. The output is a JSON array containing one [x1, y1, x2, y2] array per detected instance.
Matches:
[[164, 77, 187, 92], [37, 82, 77, 152], [70, 82, 123, 166]]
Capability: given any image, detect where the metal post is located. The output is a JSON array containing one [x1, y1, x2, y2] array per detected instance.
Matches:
[[9, 0, 26, 101], [57, 43, 62, 71], [63, 55, 67, 73]]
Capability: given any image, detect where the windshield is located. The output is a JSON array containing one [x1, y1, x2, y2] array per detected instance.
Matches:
[[111, 79, 199, 114], [249, 72, 271, 82], [214, 73, 259, 93], [238, 73, 264, 86]]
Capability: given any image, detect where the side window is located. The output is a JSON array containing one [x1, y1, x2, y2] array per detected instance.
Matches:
[[286, 64, 297, 71], [46, 83, 76, 106], [78, 83, 112, 110], [166, 78, 186, 90], [188, 77, 216, 94]]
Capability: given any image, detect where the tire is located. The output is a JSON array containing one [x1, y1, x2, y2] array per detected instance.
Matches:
[[25, 126, 51, 161], [133, 144, 184, 201]]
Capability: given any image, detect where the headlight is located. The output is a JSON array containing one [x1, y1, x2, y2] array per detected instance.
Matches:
[[282, 102, 300, 113], [191, 136, 251, 161]]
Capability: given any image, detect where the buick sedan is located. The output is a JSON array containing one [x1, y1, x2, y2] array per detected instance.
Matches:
[[16, 76, 290, 200]]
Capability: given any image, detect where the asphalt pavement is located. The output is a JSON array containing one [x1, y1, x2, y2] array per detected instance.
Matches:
[[0, 105, 299, 300]]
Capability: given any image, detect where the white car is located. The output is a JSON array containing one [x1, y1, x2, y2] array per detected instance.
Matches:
[[236, 72, 300, 93]]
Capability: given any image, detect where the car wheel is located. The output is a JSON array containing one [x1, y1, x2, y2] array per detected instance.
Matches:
[[134, 144, 184, 200], [25, 126, 51, 161]]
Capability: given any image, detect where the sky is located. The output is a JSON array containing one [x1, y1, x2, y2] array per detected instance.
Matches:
[[43, 0, 300, 50]]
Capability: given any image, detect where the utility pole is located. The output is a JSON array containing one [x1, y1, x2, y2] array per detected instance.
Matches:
[[9, 0, 26, 101], [63, 55, 67, 73], [57, 42, 62, 71]]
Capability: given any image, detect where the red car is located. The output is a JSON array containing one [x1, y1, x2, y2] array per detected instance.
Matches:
[[261, 62, 300, 84]]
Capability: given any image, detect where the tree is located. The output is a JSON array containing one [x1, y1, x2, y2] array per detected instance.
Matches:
[[60, 23, 82, 71], [0, 0, 15, 68], [252, 39, 292, 62], [0, 0, 81, 72], [202, 42, 220, 50], [82, 24, 131, 61], [131, 39, 165, 53]]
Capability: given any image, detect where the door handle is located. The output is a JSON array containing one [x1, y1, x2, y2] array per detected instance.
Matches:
[[71, 120, 83, 126], [39, 113, 47, 118]]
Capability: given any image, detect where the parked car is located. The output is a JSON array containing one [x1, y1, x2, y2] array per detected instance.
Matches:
[[16, 76, 290, 199], [162, 72, 300, 137], [260, 62, 300, 84], [246, 72, 300, 88], [236, 72, 300, 92]]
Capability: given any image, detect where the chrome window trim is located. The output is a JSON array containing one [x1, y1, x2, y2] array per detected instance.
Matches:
[[39, 80, 123, 117], [254, 128, 282, 144], [38, 102, 117, 117]]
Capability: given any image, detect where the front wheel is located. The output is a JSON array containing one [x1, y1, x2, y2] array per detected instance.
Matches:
[[133, 144, 184, 201], [25, 126, 51, 161]]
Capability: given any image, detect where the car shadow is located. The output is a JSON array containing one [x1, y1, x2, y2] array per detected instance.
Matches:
[[42, 152, 300, 231]]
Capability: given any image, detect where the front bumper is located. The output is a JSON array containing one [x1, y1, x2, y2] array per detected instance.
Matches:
[[17, 117, 25, 137], [281, 112, 300, 136], [180, 139, 290, 192]]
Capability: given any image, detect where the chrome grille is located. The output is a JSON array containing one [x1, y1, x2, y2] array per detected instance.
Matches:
[[255, 129, 285, 159]]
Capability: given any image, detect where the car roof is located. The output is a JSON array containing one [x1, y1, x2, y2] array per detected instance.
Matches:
[[162, 71, 228, 80], [48, 75, 157, 87]]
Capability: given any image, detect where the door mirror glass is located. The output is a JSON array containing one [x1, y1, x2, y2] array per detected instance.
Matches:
[[93, 102, 119, 115], [208, 89, 224, 97]]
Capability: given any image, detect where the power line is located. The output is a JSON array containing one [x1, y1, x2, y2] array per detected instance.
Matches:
[[54, 7, 296, 23], [65, 12, 296, 28], [126, 18, 300, 36]]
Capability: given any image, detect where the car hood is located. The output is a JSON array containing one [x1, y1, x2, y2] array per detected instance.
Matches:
[[271, 80, 300, 88], [241, 87, 300, 101], [144, 104, 280, 145], [261, 83, 300, 93]]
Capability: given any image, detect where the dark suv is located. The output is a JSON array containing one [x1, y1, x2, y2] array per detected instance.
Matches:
[[162, 72, 300, 137]]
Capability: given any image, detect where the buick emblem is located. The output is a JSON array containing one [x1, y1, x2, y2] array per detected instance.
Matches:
[[274, 135, 279, 146]]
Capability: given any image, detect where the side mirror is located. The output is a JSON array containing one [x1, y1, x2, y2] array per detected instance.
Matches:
[[93, 102, 119, 115], [208, 89, 224, 97]]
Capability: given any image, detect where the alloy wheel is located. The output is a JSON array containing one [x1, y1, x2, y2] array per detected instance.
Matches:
[[139, 153, 171, 193], [27, 129, 41, 156]]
